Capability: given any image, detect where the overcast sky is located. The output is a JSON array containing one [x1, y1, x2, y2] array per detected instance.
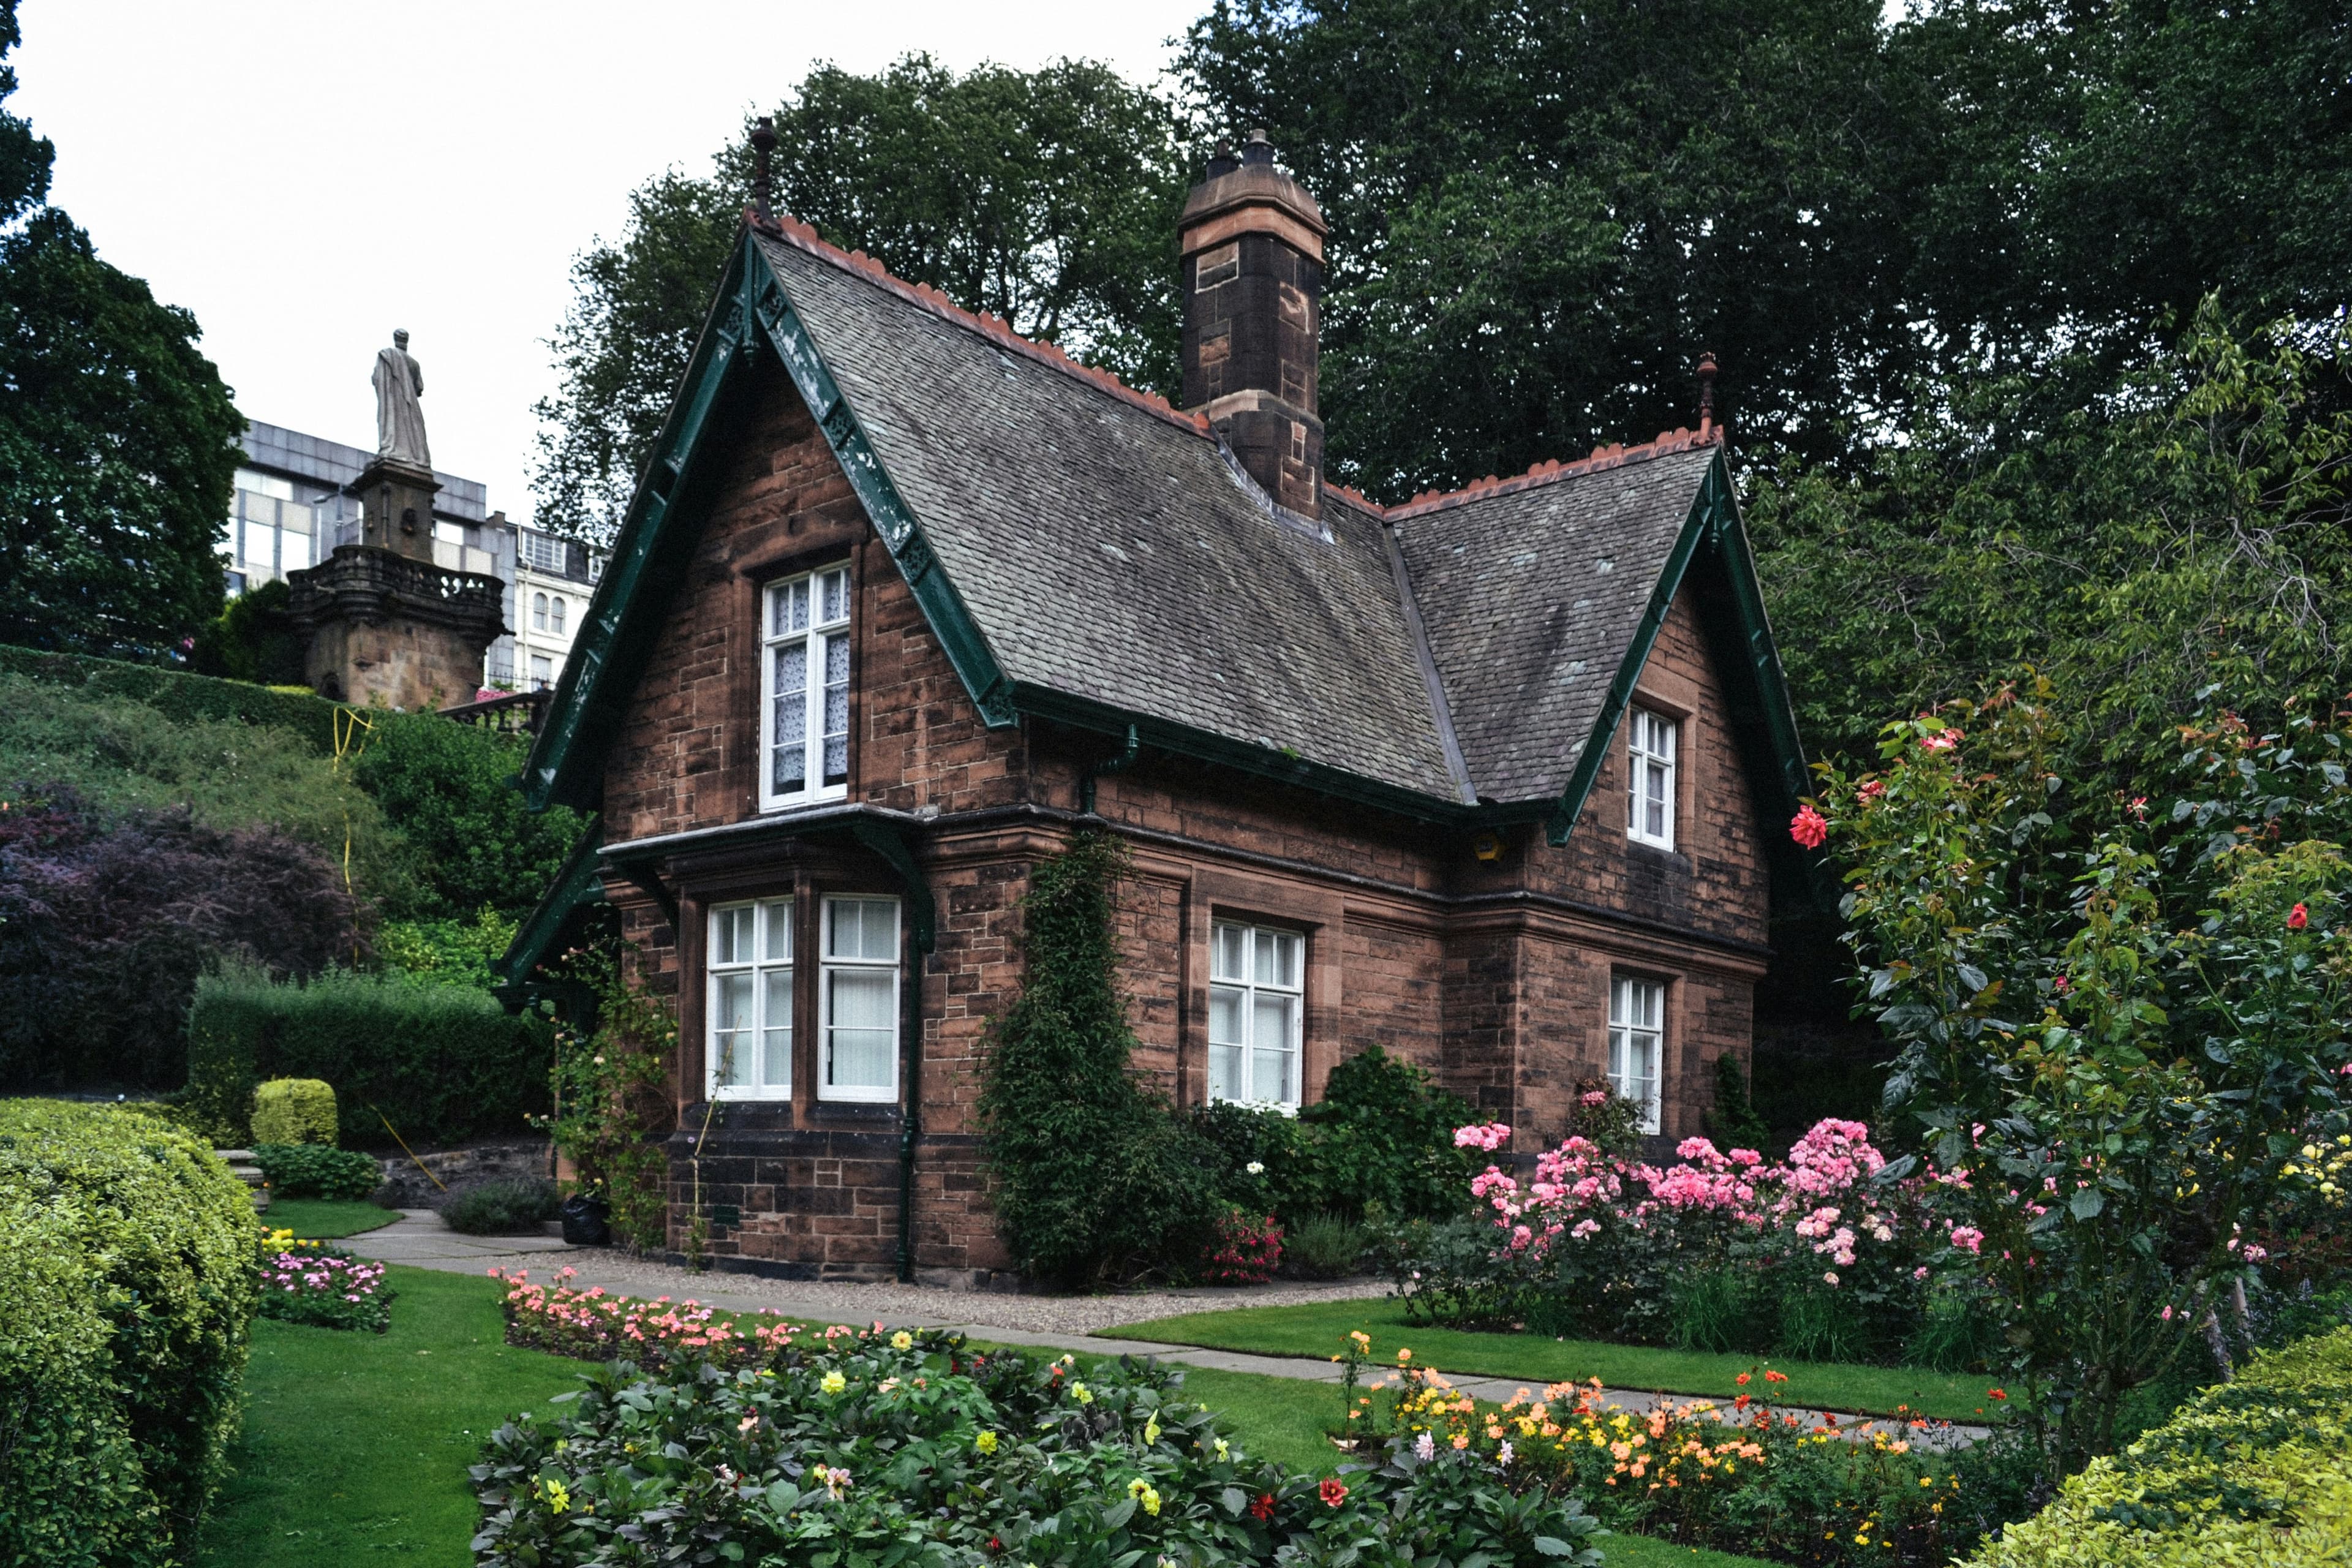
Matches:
[[14, 1, 1203, 526]]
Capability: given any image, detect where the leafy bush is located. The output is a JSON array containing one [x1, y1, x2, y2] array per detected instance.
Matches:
[[0, 1099, 257, 1562], [253, 1142, 380, 1201], [250, 1076, 336, 1145], [378, 907, 516, 989], [185, 965, 552, 1148], [1286, 1212, 1368, 1279], [1966, 1325, 2352, 1567], [0, 785, 366, 1093], [541, 941, 676, 1250], [442, 1176, 560, 1235], [346, 710, 587, 921], [1200, 1207, 1284, 1283], [254, 1230, 393, 1333], [186, 576, 306, 685], [470, 1325, 1604, 1568], [980, 833, 1221, 1287]]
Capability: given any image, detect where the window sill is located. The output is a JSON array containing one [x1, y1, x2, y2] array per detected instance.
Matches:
[[758, 788, 852, 816], [807, 1098, 901, 1123]]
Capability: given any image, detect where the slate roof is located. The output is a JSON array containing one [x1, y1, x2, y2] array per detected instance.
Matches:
[[757, 230, 1466, 803], [1392, 443, 1719, 804]]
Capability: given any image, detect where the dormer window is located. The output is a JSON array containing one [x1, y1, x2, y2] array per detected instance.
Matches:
[[1627, 707, 1678, 850], [763, 565, 851, 810]]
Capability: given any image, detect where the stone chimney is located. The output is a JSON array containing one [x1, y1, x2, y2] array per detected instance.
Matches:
[[1180, 130, 1327, 518]]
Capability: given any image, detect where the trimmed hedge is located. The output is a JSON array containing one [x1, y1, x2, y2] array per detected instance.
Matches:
[[1970, 1325, 2352, 1566], [0, 641, 341, 752], [186, 967, 552, 1149], [0, 1099, 257, 1565], [251, 1076, 337, 1145]]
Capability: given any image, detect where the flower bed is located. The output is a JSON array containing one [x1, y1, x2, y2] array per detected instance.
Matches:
[[1336, 1337, 1972, 1567], [472, 1324, 1604, 1568], [254, 1228, 394, 1333], [488, 1265, 803, 1366]]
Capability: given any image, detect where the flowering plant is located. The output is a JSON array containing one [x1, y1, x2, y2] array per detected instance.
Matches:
[[254, 1227, 394, 1333], [489, 1265, 802, 1368], [1199, 1207, 1284, 1284]]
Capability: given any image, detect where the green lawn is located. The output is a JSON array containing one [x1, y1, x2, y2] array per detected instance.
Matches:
[[1101, 1298, 1999, 1422], [194, 1269, 1768, 1568], [266, 1197, 401, 1238]]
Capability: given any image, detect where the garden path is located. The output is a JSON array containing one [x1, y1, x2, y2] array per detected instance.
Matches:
[[348, 1211, 1983, 1449]]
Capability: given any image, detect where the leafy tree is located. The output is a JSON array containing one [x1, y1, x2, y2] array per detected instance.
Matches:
[[533, 55, 1186, 546], [0, 0, 243, 656], [1814, 687, 2352, 1469], [1749, 304, 2352, 780], [186, 576, 306, 685]]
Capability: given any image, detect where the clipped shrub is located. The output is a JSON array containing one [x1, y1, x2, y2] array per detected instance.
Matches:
[[1969, 1325, 2352, 1567], [185, 965, 552, 1148], [442, 1176, 561, 1235], [0, 642, 339, 750], [1284, 1211, 1368, 1279], [252, 1142, 381, 1201], [0, 1099, 257, 1562], [251, 1076, 336, 1145]]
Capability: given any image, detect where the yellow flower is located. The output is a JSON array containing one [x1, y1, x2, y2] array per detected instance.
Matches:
[[1144, 1417, 1161, 1445], [821, 1371, 847, 1396], [1213, 1438, 1229, 1461], [1125, 1479, 1162, 1516], [543, 1477, 571, 1513], [890, 1330, 914, 1351], [1072, 1382, 1093, 1406], [975, 1431, 998, 1455]]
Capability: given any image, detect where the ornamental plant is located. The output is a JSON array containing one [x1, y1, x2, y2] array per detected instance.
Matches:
[[253, 1229, 393, 1333], [470, 1326, 1604, 1568], [540, 940, 675, 1250], [1200, 1207, 1284, 1283], [489, 1265, 804, 1368], [1800, 682, 2352, 1471]]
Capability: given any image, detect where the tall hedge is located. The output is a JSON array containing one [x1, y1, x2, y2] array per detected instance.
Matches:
[[0, 641, 339, 751], [1970, 1324, 2352, 1567], [186, 967, 552, 1148], [0, 1099, 256, 1565]]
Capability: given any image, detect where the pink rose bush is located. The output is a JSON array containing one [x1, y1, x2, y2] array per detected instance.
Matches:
[[492, 1265, 804, 1366]]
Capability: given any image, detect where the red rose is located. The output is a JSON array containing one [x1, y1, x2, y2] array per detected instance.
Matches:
[[1319, 1479, 1348, 1509], [2290, 903, 2309, 930], [1789, 804, 1828, 850]]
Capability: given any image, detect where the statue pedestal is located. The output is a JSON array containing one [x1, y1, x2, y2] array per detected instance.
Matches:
[[287, 545, 507, 711], [356, 456, 441, 562]]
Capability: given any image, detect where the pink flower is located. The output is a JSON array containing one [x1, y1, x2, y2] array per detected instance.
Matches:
[[1789, 804, 1828, 849], [1920, 728, 1962, 752], [1948, 1226, 1985, 1254], [2290, 903, 2309, 930]]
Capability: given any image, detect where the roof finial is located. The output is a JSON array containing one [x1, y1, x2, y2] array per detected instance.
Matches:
[[750, 115, 777, 224], [1696, 352, 1719, 439]]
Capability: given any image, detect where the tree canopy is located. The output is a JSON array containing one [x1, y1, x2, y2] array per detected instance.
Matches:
[[0, 0, 243, 658]]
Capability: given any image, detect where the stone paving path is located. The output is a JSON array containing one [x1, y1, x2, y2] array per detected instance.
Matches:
[[348, 1211, 1981, 1449]]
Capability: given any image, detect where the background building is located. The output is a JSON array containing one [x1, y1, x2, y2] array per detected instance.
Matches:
[[226, 420, 600, 694]]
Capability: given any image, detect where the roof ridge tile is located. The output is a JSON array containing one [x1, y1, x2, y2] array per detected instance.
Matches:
[[750, 209, 1210, 437], [1386, 426, 1725, 522]]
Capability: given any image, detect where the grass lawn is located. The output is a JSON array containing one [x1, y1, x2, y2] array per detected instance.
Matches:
[[267, 1197, 401, 1238], [1101, 1298, 1999, 1422], [194, 1265, 584, 1567], [194, 1269, 1770, 1568]]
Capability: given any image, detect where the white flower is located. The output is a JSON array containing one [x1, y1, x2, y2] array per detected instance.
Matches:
[[1245, 1161, 1265, 1175], [1414, 1431, 1436, 1461], [1497, 1441, 1514, 1468]]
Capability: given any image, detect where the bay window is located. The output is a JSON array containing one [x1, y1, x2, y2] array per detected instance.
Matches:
[[763, 565, 852, 810], [1208, 920, 1302, 1109], [707, 899, 793, 1099], [821, 895, 899, 1101]]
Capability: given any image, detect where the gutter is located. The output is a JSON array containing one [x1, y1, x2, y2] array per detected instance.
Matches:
[[1077, 723, 1140, 815]]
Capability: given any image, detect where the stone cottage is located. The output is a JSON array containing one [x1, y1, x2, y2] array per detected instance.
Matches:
[[503, 134, 1812, 1286]]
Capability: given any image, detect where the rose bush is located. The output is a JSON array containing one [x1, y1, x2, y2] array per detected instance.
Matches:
[[470, 1325, 1604, 1568]]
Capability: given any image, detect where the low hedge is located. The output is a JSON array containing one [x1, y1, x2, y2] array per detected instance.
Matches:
[[254, 1142, 381, 1200], [0, 1099, 257, 1565], [186, 967, 552, 1149], [1970, 1325, 2352, 1567], [0, 641, 341, 750]]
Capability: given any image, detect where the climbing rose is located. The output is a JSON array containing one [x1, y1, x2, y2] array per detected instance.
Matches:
[[2290, 902, 2309, 930], [1789, 804, 1828, 849]]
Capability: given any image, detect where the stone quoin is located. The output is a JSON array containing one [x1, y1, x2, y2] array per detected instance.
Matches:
[[499, 135, 1812, 1287]]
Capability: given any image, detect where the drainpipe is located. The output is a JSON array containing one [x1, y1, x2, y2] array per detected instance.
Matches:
[[1079, 724, 1141, 815]]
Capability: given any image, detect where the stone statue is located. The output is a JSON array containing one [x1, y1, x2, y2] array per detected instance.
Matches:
[[372, 328, 431, 468]]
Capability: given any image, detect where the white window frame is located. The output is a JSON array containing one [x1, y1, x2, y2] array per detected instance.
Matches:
[[1627, 707, 1678, 850], [549, 594, 566, 634], [1608, 974, 1665, 1135], [1208, 919, 1305, 1110], [532, 591, 548, 631], [820, 895, 900, 1102], [706, 899, 794, 1101], [761, 565, 853, 812]]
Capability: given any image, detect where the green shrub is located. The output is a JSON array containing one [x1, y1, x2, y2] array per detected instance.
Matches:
[[185, 966, 552, 1148], [1703, 1050, 1771, 1152], [1907, 1275, 2004, 1373], [1298, 1045, 1476, 1221], [1285, 1212, 1368, 1278], [1968, 1325, 2352, 1567], [979, 833, 1221, 1287], [0, 642, 340, 749], [440, 1176, 560, 1234], [347, 711, 589, 921], [250, 1076, 336, 1145], [0, 1099, 257, 1562], [378, 907, 517, 988], [1774, 1274, 1872, 1363], [253, 1142, 380, 1200]]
